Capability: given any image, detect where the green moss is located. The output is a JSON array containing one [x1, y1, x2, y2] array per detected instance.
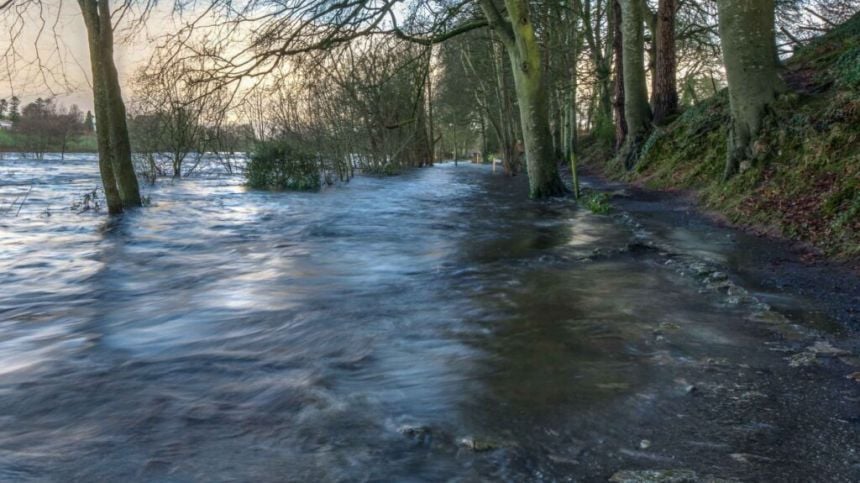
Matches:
[[834, 48, 860, 88], [627, 90, 730, 191]]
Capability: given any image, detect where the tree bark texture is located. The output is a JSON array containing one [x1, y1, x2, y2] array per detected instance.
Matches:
[[78, 0, 141, 213], [619, 0, 652, 168], [651, 0, 678, 125], [716, 0, 782, 179]]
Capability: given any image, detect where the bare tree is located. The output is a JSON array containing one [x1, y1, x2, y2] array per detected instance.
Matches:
[[160, 0, 566, 197], [1, 0, 149, 213], [132, 51, 230, 178], [13, 98, 84, 159]]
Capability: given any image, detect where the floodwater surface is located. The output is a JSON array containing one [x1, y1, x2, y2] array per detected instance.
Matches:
[[1, 154, 858, 482]]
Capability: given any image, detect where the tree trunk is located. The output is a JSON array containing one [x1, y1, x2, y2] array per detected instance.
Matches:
[[562, 93, 569, 161], [641, 0, 657, 110], [590, 56, 612, 140], [464, 37, 514, 174], [425, 50, 436, 166], [567, 8, 580, 197], [568, 89, 578, 157], [491, 38, 518, 176], [99, 0, 142, 208], [507, 49, 566, 197], [147, 154, 158, 183], [619, 0, 652, 168], [716, 0, 781, 179], [651, 0, 678, 124], [611, 0, 627, 152], [551, 92, 562, 162], [480, 113, 488, 161], [481, 0, 567, 197], [569, 49, 578, 153], [78, 0, 141, 211], [505, 0, 567, 196], [78, 0, 122, 214]]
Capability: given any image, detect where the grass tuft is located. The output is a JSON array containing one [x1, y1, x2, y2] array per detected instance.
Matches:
[[581, 191, 613, 215]]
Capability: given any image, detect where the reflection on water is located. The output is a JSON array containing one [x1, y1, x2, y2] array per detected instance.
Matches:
[[0, 154, 857, 481]]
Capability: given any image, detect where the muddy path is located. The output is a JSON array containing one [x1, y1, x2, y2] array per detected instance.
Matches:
[[588, 176, 860, 329], [576, 174, 860, 481]]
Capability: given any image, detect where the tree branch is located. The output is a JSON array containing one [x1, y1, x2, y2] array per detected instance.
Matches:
[[390, 18, 489, 46], [477, 0, 514, 45]]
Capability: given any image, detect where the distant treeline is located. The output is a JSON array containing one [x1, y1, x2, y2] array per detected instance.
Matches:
[[0, 96, 256, 167], [0, 97, 96, 157]]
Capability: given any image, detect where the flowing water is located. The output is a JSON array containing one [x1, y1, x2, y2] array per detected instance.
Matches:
[[1, 154, 858, 482]]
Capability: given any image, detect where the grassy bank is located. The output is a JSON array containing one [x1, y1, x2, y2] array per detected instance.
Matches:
[[586, 13, 860, 260], [0, 131, 98, 153]]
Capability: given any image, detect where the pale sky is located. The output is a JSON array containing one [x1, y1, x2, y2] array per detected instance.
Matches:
[[0, 1, 172, 111]]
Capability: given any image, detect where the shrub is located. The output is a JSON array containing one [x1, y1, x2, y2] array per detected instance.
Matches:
[[246, 140, 321, 191]]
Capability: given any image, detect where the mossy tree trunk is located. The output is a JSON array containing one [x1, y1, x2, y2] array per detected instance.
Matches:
[[716, 0, 782, 179], [98, 0, 142, 206], [480, 0, 567, 198], [499, 62, 518, 176], [611, 0, 628, 152], [77, 0, 141, 214], [651, 0, 678, 125], [562, 92, 570, 161], [565, 67, 578, 164], [555, 94, 566, 163], [619, 0, 652, 168], [78, 0, 121, 214], [424, 50, 436, 167], [593, 66, 613, 136], [566, 8, 580, 197]]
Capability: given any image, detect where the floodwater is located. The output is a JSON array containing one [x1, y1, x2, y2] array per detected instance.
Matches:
[[0, 154, 858, 482]]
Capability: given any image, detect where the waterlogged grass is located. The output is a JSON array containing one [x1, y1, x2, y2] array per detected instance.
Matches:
[[68, 134, 98, 152], [581, 191, 613, 215], [593, 12, 860, 259], [0, 129, 14, 149], [0, 132, 98, 153], [363, 163, 402, 176]]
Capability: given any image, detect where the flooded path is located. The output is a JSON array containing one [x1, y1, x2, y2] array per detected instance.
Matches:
[[1, 155, 858, 481]]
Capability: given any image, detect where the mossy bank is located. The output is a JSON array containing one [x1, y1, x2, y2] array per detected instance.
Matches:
[[587, 12, 860, 261]]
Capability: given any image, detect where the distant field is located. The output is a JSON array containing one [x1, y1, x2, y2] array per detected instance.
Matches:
[[0, 131, 99, 153], [0, 129, 14, 148]]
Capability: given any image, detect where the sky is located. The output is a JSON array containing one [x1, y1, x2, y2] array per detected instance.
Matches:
[[0, 1, 171, 111]]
